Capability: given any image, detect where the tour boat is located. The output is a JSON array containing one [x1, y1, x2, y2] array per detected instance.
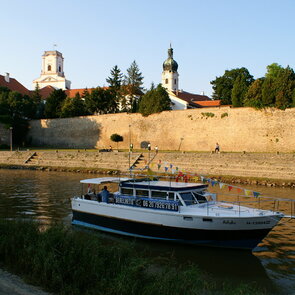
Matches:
[[71, 177, 284, 250]]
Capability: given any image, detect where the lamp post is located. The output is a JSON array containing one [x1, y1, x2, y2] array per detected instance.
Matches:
[[178, 137, 184, 151], [128, 124, 131, 175], [9, 127, 13, 151]]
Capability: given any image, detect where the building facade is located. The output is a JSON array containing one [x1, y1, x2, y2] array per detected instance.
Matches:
[[33, 51, 71, 90], [161, 46, 218, 110]]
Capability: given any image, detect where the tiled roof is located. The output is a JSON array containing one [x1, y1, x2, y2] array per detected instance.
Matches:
[[173, 90, 211, 102], [0, 74, 31, 96], [65, 88, 97, 98], [39, 86, 56, 99], [193, 100, 221, 107]]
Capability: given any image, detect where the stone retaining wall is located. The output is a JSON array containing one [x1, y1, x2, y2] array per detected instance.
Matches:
[[27, 107, 295, 153], [0, 151, 294, 184]]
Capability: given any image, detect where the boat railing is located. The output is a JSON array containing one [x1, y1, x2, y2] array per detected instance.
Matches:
[[216, 195, 295, 218]]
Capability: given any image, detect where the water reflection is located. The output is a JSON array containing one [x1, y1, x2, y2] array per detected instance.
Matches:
[[0, 169, 294, 294]]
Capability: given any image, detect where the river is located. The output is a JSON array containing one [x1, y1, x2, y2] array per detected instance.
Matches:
[[0, 169, 294, 294]]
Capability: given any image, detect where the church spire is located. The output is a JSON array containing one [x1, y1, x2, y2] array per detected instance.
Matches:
[[161, 45, 179, 91]]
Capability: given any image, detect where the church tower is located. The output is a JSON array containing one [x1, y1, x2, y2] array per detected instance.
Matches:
[[161, 46, 179, 91], [33, 50, 71, 90]]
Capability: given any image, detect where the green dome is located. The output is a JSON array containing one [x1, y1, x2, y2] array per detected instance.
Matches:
[[163, 47, 178, 72]]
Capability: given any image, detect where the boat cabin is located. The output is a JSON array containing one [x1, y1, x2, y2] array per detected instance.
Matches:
[[119, 179, 209, 206], [79, 177, 214, 211]]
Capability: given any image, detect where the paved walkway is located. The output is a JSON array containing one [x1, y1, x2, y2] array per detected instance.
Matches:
[[0, 269, 51, 295]]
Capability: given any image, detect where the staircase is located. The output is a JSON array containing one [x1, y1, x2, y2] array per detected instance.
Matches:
[[130, 152, 158, 171], [24, 152, 39, 165]]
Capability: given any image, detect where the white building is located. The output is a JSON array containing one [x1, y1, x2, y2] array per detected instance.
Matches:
[[161, 46, 217, 110], [33, 50, 71, 90]]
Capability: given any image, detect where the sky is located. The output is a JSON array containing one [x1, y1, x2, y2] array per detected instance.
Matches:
[[1, 0, 295, 96]]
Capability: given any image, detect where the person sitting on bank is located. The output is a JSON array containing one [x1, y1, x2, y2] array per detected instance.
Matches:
[[100, 186, 110, 203]]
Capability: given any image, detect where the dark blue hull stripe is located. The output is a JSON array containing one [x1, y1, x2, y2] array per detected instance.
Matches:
[[72, 210, 271, 249]]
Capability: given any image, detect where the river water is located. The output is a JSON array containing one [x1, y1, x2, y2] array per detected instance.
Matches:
[[0, 169, 294, 294]]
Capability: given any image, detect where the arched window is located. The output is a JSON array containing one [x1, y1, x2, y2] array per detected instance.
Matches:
[[174, 79, 176, 84], [165, 78, 168, 84], [47, 65, 51, 71], [58, 66, 61, 72]]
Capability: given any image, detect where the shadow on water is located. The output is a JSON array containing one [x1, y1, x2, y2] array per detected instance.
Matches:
[[72, 224, 278, 293]]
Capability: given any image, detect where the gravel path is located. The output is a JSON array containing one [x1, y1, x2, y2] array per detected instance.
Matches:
[[0, 269, 52, 295]]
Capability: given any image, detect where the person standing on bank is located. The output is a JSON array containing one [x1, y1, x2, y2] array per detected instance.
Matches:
[[100, 186, 110, 203], [155, 145, 158, 154], [215, 143, 220, 153], [130, 143, 133, 153]]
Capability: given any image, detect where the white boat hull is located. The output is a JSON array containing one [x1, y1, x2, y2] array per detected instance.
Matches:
[[72, 198, 282, 249]]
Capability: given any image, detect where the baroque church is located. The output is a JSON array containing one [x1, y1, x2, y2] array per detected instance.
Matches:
[[1, 47, 219, 109], [161, 46, 219, 109], [33, 50, 71, 90]]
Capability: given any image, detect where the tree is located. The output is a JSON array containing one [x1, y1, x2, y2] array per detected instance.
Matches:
[[60, 93, 88, 118], [31, 84, 44, 119], [123, 60, 144, 112], [106, 65, 123, 90], [110, 133, 123, 149], [106, 65, 123, 112], [274, 66, 295, 109], [244, 78, 264, 108], [231, 75, 249, 107], [138, 84, 171, 116], [44, 89, 67, 118], [265, 63, 284, 79], [0, 87, 36, 146], [210, 67, 254, 105], [84, 87, 117, 115], [261, 77, 276, 106]]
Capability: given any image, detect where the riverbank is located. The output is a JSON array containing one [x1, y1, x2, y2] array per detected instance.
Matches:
[[0, 220, 266, 295], [0, 150, 294, 188], [0, 268, 51, 295]]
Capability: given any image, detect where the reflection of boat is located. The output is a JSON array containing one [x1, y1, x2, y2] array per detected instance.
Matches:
[[71, 177, 285, 250]]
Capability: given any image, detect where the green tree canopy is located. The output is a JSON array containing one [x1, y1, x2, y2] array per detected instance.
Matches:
[[138, 84, 171, 116], [84, 87, 117, 114], [274, 66, 295, 109], [106, 65, 123, 112], [123, 60, 144, 112], [60, 93, 88, 118], [0, 87, 36, 145], [231, 75, 249, 107], [210, 67, 254, 105], [265, 63, 285, 79], [110, 133, 123, 149], [106, 65, 123, 90], [244, 78, 264, 108], [44, 89, 67, 118]]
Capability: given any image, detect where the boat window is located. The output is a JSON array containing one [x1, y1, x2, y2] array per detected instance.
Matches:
[[179, 192, 196, 206], [135, 189, 149, 197], [192, 192, 207, 203], [151, 191, 167, 199], [121, 188, 133, 196], [168, 192, 174, 201]]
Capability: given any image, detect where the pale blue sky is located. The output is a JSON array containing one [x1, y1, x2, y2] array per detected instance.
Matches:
[[1, 0, 295, 96]]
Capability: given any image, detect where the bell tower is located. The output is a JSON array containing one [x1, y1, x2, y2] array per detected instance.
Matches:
[[161, 45, 179, 92], [33, 50, 71, 90]]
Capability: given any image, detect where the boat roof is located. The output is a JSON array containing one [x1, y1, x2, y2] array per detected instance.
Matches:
[[80, 178, 208, 191], [80, 177, 132, 184], [121, 180, 208, 192]]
